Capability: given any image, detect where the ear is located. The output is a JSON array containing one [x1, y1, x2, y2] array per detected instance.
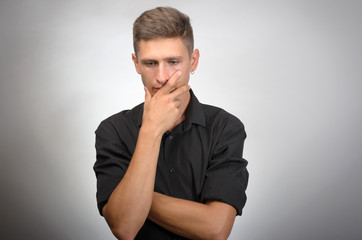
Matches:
[[132, 53, 141, 74], [190, 49, 200, 72]]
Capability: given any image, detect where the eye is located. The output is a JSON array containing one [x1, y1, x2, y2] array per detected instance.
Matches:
[[169, 60, 179, 65], [144, 61, 157, 67]]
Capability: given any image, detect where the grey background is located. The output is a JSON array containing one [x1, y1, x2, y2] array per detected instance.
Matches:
[[1, 0, 361, 239]]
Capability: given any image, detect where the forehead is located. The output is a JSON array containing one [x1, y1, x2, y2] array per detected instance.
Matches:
[[137, 37, 189, 59]]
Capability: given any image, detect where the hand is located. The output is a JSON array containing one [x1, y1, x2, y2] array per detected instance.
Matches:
[[142, 71, 190, 136]]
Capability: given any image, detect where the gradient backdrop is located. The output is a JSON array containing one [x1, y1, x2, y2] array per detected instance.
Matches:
[[1, 0, 361, 239]]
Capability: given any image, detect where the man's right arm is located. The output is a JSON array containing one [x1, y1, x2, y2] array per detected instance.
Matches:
[[100, 71, 189, 239], [102, 125, 162, 240]]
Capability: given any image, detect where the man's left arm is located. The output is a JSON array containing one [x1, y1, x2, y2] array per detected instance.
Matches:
[[149, 114, 248, 239], [149, 192, 236, 240]]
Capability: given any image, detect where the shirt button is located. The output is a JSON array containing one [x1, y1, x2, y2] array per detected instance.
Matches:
[[168, 135, 173, 141], [169, 168, 175, 173]]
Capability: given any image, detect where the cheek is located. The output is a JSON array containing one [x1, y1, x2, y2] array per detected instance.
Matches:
[[140, 74, 151, 87], [140, 70, 155, 84], [177, 73, 190, 87], [170, 64, 189, 81], [141, 78, 147, 86], [166, 65, 180, 78]]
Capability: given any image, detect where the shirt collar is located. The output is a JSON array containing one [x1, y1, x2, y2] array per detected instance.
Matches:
[[136, 89, 206, 130], [183, 89, 206, 130]]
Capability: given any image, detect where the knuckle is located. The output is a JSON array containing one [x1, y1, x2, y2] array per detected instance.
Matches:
[[163, 96, 171, 104]]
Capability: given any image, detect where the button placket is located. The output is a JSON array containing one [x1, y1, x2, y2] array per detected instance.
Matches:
[[164, 133, 176, 175]]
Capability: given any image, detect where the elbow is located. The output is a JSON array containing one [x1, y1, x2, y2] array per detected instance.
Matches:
[[202, 203, 236, 240], [203, 220, 232, 240], [111, 226, 136, 240], [103, 206, 138, 240], [106, 216, 138, 240], [206, 227, 229, 240]]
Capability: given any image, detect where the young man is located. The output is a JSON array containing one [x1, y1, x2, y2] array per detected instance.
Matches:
[[94, 7, 248, 239]]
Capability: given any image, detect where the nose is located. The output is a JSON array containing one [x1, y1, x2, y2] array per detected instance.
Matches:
[[156, 64, 170, 85]]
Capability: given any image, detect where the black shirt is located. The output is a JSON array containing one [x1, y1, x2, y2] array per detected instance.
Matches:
[[94, 89, 248, 239]]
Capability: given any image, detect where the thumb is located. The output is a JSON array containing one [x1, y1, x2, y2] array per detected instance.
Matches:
[[144, 86, 151, 102]]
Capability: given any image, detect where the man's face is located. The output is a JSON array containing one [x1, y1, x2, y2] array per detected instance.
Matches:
[[132, 37, 199, 96]]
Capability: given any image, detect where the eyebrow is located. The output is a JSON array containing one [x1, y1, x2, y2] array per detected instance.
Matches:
[[140, 56, 184, 62]]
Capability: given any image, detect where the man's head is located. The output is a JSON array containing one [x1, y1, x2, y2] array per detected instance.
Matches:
[[133, 7, 194, 56], [132, 7, 199, 97]]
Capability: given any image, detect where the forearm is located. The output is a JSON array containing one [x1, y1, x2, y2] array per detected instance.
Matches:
[[148, 192, 236, 240], [101, 78, 190, 239], [103, 127, 162, 239]]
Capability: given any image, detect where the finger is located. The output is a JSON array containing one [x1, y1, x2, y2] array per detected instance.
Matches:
[[169, 84, 190, 100], [144, 86, 151, 102], [174, 98, 182, 108], [159, 71, 182, 94]]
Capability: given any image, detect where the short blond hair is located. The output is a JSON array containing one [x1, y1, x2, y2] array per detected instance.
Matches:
[[133, 7, 194, 56]]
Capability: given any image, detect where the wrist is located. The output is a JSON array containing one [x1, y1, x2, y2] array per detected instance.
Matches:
[[139, 124, 164, 141]]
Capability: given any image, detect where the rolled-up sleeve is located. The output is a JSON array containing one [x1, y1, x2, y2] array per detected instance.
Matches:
[[201, 115, 249, 215], [93, 118, 132, 216]]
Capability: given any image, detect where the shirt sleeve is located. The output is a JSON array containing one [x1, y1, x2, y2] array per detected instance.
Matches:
[[201, 114, 249, 215], [93, 116, 132, 216]]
